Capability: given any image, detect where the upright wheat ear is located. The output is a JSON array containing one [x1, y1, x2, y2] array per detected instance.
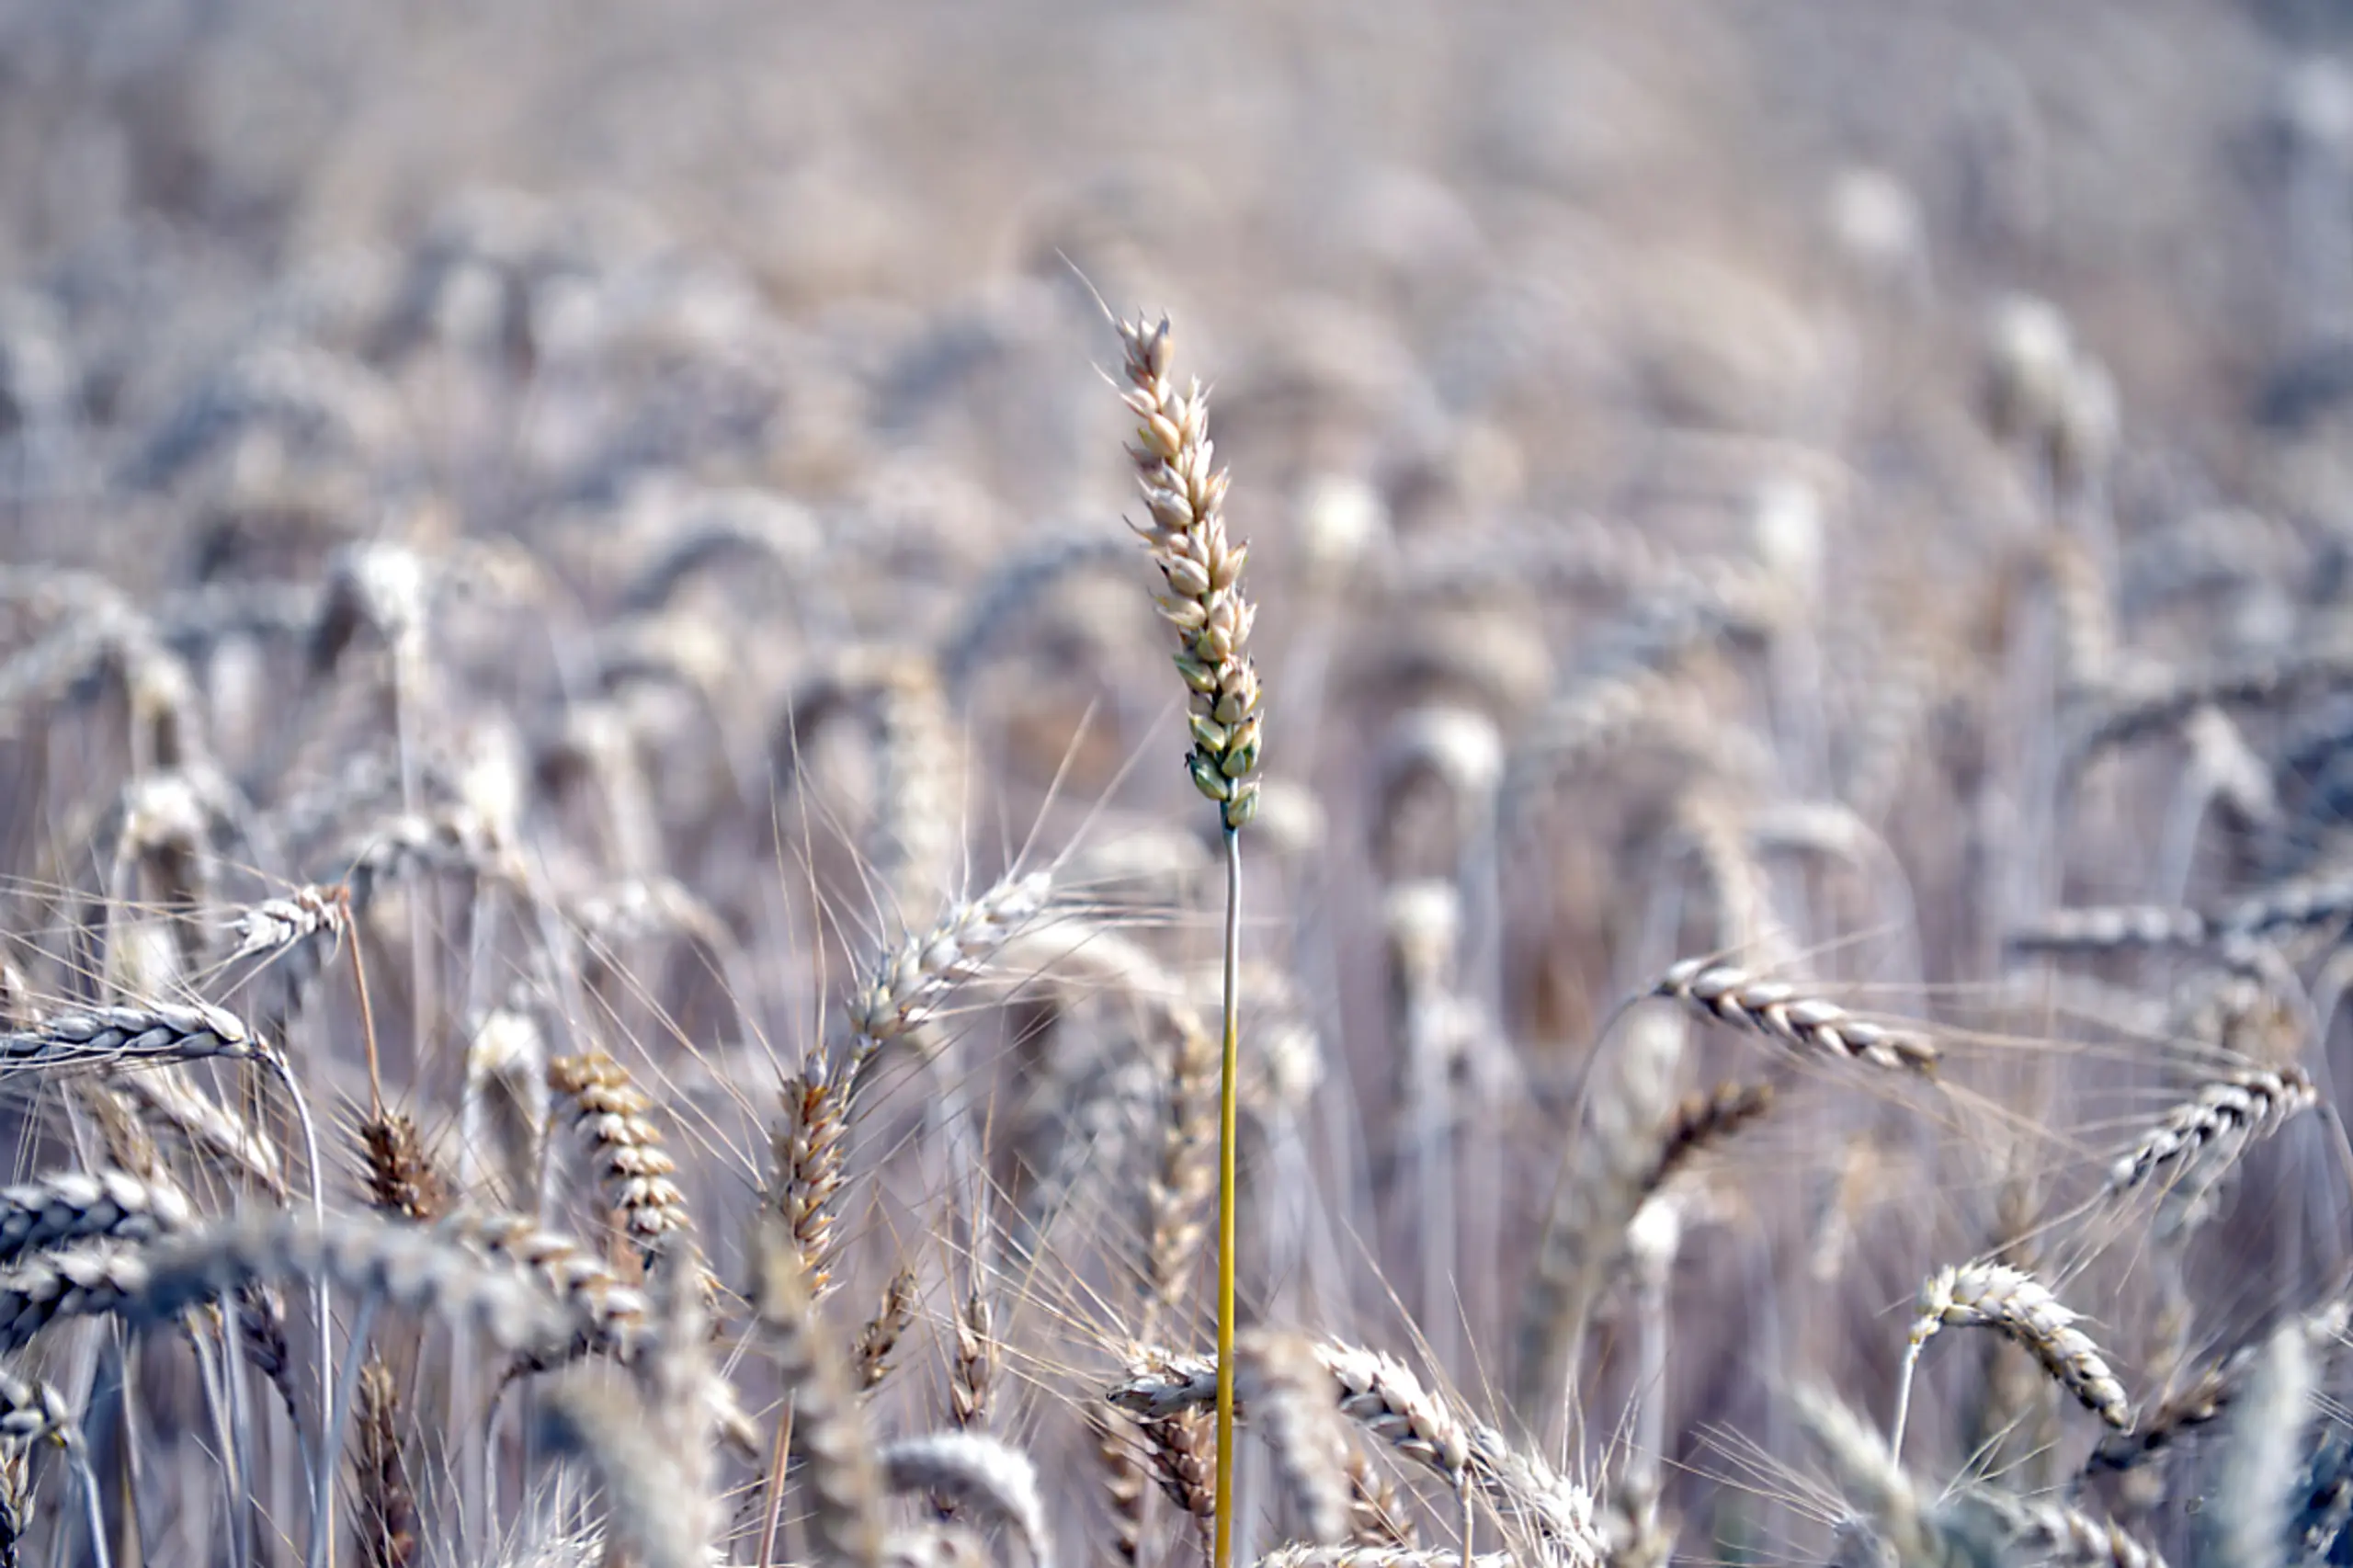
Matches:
[[1114, 311, 1263, 1568]]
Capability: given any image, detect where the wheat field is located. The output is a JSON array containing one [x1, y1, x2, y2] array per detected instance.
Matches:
[[3, 1, 2353, 1564]]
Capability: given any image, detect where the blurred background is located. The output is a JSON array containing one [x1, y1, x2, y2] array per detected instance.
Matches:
[[6, 2, 2353, 1563]]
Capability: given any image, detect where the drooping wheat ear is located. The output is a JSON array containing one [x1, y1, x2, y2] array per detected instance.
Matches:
[[1894, 1262, 2131, 1454], [845, 869, 1054, 1075], [1513, 1006, 1685, 1426], [0, 1001, 268, 1069], [773, 1068, 849, 1294], [1242, 1333, 1356, 1547], [359, 1110, 448, 1223], [546, 1051, 691, 1256], [2104, 1066, 2317, 1197], [2204, 1317, 2313, 1568], [1939, 1490, 2167, 1568], [853, 1266, 917, 1392], [1114, 313, 1263, 831], [533, 1366, 710, 1568], [354, 1360, 418, 1568], [881, 1432, 1055, 1568], [749, 1215, 886, 1568], [1654, 960, 1939, 1074], [0, 1172, 192, 1268]]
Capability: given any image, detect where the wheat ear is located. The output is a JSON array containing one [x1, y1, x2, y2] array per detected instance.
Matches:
[[546, 1051, 692, 1256], [881, 1432, 1054, 1568], [1654, 960, 1938, 1074], [1892, 1262, 2131, 1460], [2105, 1066, 2317, 1197]]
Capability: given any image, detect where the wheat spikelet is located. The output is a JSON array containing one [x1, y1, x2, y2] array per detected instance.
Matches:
[[949, 1275, 996, 1431], [881, 1432, 1054, 1568], [0, 1366, 74, 1450], [0, 1210, 585, 1363], [853, 1266, 916, 1392], [1904, 1262, 2131, 1432], [2105, 1066, 2316, 1196], [545, 1051, 691, 1255], [1109, 1341, 1603, 1562], [1654, 960, 1938, 1074]]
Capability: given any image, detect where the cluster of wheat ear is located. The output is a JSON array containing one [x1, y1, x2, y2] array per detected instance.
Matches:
[[10, 14, 2353, 1566]]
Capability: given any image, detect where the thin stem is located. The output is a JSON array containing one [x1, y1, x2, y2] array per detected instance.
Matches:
[[270, 1057, 334, 1513], [756, 1403, 796, 1568], [67, 1439, 112, 1568], [309, 1291, 381, 1568], [1889, 1339, 1923, 1466], [1213, 825, 1242, 1568]]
